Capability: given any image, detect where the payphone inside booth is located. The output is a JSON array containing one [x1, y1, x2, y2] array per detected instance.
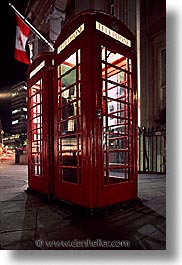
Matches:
[[27, 53, 54, 195], [53, 11, 138, 209]]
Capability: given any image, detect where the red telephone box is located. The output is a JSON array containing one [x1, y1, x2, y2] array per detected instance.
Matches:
[[53, 11, 138, 208], [27, 53, 54, 194]]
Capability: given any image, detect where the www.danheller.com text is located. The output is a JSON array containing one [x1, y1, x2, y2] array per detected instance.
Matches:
[[35, 238, 130, 248]]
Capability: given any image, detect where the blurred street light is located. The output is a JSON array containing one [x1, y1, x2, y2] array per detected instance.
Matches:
[[1, 130, 4, 147]]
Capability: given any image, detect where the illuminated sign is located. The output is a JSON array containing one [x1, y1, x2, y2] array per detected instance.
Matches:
[[96, 21, 131, 47], [57, 24, 84, 54], [29, 61, 45, 78]]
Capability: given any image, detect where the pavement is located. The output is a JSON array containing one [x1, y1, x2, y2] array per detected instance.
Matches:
[[0, 160, 166, 250]]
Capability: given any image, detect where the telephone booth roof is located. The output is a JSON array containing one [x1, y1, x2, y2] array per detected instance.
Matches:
[[54, 11, 136, 53]]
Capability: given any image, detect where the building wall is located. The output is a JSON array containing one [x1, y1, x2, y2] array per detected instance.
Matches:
[[25, 0, 166, 129], [140, 0, 166, 128], [11, 82, 27, 135], [26, 0, 137, 59]]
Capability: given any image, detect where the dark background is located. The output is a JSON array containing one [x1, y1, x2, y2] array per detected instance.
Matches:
[[0, 0, 29, 133]]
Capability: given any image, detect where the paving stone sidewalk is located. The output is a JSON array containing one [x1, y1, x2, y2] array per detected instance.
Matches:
[[0, 163, 166, 250]]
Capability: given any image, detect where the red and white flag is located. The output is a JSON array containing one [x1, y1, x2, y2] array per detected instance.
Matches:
[[15, 15, 30, 65]]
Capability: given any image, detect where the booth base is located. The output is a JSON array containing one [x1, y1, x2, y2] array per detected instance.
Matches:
[[26, 187, 140, 215]]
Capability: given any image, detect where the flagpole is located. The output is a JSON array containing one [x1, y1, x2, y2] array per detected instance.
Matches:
[[9, 2, 55, 51]]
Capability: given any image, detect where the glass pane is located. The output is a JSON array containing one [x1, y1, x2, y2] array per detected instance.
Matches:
[[62, 136, 77, 151], [56, 49, 82, 184], [58, 52, 77, 78], [77, 49, 81, 64], [32, 141, 42, 153], [62, 68, 76, 87], [63, 53, 76, 69], [32, 165, 42, 176], [109, 168, 129, 183], [109, 151, 128, 165], [101, 46, 133, 184], [101, 46, 106, 60], [106, 51, 127, 69], [108, 69, 125, 83], [62, 168, 77, 183], [29, 80, 43, 177]]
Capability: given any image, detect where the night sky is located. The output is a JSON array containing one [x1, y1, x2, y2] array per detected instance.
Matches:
[[0, 0, 29, 133]]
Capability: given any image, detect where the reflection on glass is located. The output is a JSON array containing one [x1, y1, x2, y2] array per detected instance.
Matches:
[[62, 68, 76, 87]]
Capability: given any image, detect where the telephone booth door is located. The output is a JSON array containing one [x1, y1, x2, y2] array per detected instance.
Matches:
[[54, 11, 137, 208], [54, 41, 87, 206], [96, 39, 137, 207], [27, 53, 54, 194]]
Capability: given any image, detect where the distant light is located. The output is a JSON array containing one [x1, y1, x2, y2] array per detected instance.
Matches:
[[0, 92, 12, 99], [12, 109, 21, 114], [12, 120, 18, 125]]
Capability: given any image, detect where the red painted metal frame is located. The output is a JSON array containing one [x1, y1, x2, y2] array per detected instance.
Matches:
[[27, 53, 54, 194], [53, 11, 138, 208]]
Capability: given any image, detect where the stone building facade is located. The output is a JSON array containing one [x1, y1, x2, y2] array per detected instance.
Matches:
[[25, 0, 166, 129]]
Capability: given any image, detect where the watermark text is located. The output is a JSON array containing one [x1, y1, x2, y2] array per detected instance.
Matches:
[[35, 238, 130, 249]]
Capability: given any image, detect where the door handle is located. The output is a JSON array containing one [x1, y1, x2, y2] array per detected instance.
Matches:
[[96, 109, 102, 120]]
